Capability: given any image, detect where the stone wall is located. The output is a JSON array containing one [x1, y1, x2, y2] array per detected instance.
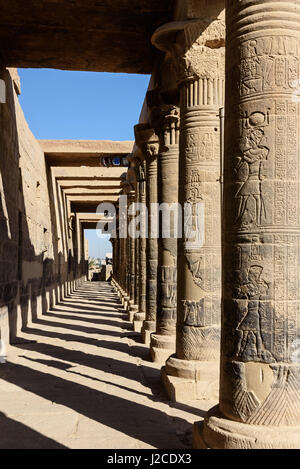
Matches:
[[0, 68, 74, 352]]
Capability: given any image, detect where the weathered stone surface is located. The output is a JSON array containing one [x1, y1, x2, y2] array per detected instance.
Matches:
[[194, 408, 300, 449], [0, 282, 210, 449], [135, 125, 159, 343], [152, 1, 224, 398], [0, 1, 173, 74], [198, 0, 300, 449], [40, 140, 133, 167], [149, 102, 180, 363]]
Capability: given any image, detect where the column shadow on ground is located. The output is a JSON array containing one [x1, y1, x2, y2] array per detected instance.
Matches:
[[0, 411, 67, 449], [0, 361, 193, 449]]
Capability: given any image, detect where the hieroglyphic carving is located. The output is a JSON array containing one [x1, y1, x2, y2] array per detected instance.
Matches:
[[177, 298, 220, 360], [230, 362, 300, 426], [145, 101, 179, 345], [186, 130, 220, 163], [234, 111, 270, 228], [239, 37, 300, 98], [157, 265, 177, 335], [171, 18, 224, 363], [135, 124, 159, 325]]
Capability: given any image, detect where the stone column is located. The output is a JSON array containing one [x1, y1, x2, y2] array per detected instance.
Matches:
[[133, 155, 147, 333], [111, 237, 117, 281], [132, 173, 140, 322], [127, 190, 135, 305], [135, 125, 160, 345], [116, 203, 122, 293], [119, 200, 127, 299], [127, 158, 139, 320], [195, 0, 300, 449], [152, 3, 225, 400], [149, 104, 180, 363]]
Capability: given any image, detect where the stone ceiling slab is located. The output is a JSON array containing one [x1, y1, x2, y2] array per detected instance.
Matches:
[[0, 1, 174, 73]]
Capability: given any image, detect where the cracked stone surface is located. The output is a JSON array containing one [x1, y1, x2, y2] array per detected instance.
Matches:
[[0, 282, 216, 449]]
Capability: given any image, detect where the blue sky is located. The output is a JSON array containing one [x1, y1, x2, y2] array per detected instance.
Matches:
[[18, 69, 150, 258]]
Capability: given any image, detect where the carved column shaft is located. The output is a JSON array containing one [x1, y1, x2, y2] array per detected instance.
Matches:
[[150, 105, 180, 363], [127, 191, 134, 298], [134, 180, 140, 309], [144, 150, 158, 333], [176, 79, 224, 365], [126, 161, 139, 317], [199, 0, 300, 449], [152, 6, 224, 396], [128, 192, 136, 304], [138, 162, 147, 321], [118, 208, 123, 289], [133, 126, 160, 344]]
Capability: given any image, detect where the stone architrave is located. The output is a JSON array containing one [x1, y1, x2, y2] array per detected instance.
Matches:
[[195, 0, 300, 449], [148, 104, 180, 364], [152, 2, 224, 400]]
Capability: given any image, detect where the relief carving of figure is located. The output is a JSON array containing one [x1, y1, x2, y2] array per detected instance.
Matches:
[[234, 111, 270, 228], [235, 265, 272, 361]]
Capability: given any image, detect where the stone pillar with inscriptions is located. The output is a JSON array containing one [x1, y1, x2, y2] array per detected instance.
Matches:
[[149, 104, 180, 363], [120, 180, 132, 309], [152, 2, 224, 401], [126, 189, 135, 307], [194, 0, 300, 449], [133, 175, 140, 322], [134, 126, 160, 345], [132, 138, 147, 333], [127, 157, 139, 320]]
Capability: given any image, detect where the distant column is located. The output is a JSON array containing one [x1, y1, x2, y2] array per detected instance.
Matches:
[[132, 149, 147, 333], [127, 190, 136, 309], [127, 158, 139, 320]]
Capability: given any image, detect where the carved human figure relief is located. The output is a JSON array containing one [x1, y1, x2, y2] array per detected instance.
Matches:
[[235, 265, 272, 360], [234, 111, 270, 228]]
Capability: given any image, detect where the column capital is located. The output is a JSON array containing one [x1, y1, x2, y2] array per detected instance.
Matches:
[[146, 94, 180, 149], [134, 123, 160, 163], [121, 180, 134, 195], [151, 17, 225, 83]]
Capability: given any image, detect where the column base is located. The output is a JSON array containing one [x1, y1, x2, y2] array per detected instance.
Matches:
[[127, 304, 138, 323], [0, 306, 10, 363], [150, 333, 175, 364], [141, 320, 156, 346], [133, 312, 145, 333], [162, 356, 219, 403], [194, 406, 300, 449], [123, 296, 130, 310]]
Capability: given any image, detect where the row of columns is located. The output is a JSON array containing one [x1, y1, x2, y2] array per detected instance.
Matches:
[[112, 0, 300, 449]]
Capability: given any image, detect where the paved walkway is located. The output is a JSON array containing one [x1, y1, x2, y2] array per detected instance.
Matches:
[[0, 282, 215, 449]]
